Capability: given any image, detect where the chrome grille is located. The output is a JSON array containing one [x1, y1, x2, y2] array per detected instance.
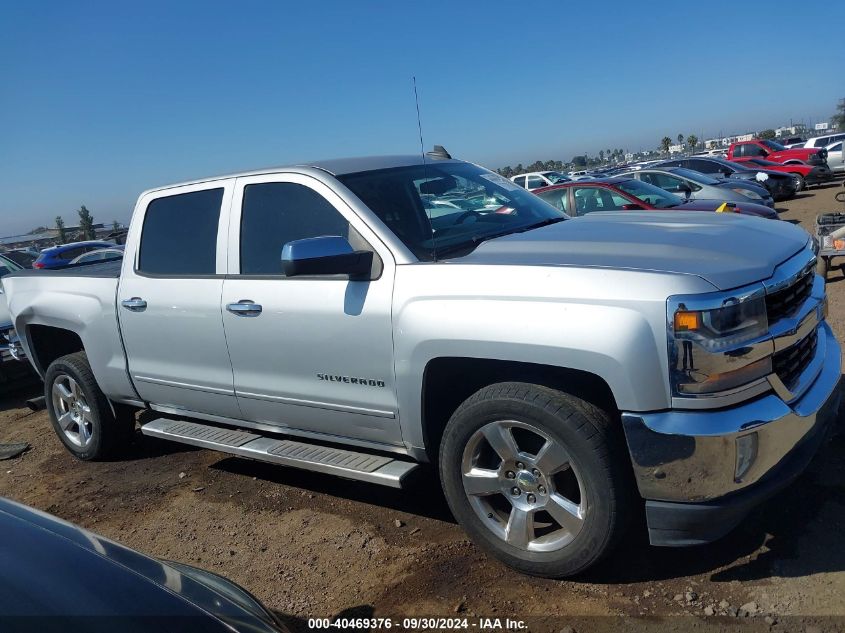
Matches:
[[773, 329, 818, 391], [766, 270, 813, 323]]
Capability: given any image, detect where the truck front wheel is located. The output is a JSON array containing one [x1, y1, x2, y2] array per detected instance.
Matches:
[[44, 352, 135, 461], [439, 382, 631, 577]]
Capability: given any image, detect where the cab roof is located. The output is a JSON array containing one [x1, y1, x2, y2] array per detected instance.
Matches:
[[143, 155, 461, 195]]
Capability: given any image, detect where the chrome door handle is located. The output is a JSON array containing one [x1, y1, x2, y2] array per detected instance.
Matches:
[[226, 300, 262, 317], [121, 297, 147, 312]]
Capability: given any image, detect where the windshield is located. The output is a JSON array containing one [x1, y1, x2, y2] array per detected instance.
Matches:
[[338, 162, 567, 260], [615, 179, 684, 209], [541, 171, 569, 184], [762, 140, 786, 151], [669, 167, 720, 185]]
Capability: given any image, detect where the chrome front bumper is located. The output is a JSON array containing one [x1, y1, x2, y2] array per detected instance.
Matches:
[[621, 320, 841, 504]]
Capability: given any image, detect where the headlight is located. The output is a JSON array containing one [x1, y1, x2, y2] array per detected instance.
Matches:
[[669, 287, 772, 398], [673, 293, 768, 351], [732, 187, 762, 200]]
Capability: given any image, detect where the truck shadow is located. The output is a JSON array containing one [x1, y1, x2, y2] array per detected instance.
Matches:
[[0, 378, 42, 414]]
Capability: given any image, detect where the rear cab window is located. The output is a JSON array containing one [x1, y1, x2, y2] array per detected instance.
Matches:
[[138, 188, 224, 275]]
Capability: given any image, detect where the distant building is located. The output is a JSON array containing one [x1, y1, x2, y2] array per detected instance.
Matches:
[[735, 133, 754, 142], [668, 144, 684, 154]]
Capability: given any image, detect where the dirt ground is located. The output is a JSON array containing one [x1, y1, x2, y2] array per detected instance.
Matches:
[[2, 180, 844, 633]]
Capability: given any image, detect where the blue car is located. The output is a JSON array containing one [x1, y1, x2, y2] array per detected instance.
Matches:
[[33, 240, 117, 269]]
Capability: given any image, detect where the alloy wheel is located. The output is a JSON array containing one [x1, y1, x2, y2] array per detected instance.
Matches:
[[461, 420, 586, 552], [51, 374, 94, 448]]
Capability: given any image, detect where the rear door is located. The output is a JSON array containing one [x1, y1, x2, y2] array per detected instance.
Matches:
[[220, 173, 402, 446], [118, 181, 241, 418]]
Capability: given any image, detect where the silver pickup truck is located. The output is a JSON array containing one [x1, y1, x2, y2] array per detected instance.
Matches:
[[3, 154, 841, 577]]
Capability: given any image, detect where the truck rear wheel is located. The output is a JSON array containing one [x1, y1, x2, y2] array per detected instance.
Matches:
[[44, 352, 135, 460], [439, 382, 631, 578]]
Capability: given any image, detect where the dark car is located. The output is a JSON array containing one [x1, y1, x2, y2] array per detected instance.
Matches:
[[1, 249, 39, 268], [656, 156, 798, 201], [33, 241, 117, 269], [533, 178, 779, 219], [0, 497, 287, 632], [732, 157, 833, 190], [617, 166, 775, 207]]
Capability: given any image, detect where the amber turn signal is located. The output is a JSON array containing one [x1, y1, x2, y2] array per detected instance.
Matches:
[[674, 311, 700, 332]]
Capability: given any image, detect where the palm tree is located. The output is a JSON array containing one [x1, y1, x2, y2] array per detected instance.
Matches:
[[661, 136, 672, 155], [687, 134, 699, 151], [599, 150, 605, 162], [677, 134, 684, 147]]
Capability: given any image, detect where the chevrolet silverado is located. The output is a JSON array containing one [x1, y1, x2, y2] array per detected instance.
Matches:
[[3, 154, 841, 577]]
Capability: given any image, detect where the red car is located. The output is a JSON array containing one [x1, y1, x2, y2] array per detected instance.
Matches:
[[727, 139, 828, 169], [727, 157, 833, 191], [533, 178, 778, 219]]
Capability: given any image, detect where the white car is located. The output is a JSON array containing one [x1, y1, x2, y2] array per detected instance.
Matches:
[[801, 133, 845, 150], [510, 171, 570, 190], [69, 247, 125, 264], [825, 140, 844, 173]]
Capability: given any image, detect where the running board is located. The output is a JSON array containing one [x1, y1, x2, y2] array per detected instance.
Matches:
[[140, 418, 418, 488]]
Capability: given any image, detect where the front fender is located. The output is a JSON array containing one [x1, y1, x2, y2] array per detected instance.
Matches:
[[391, 264, 713, 450]]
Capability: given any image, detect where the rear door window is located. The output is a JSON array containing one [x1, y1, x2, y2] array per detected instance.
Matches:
[[138, 188, 223, 275]]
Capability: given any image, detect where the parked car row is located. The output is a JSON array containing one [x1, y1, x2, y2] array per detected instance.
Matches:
[[533, 177, 778, 219], [509, 134, 840, 206]]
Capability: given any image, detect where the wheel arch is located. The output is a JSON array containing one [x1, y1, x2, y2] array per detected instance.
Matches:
[[420, 357, 618, 463], [26, 325, 84, 376]]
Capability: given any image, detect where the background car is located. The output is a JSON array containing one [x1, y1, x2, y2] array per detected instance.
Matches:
[[69, 245, 125, 264], [800, 133, 845, 149], [726, 139, 828, 166], [657, 156, 799, 201], [780, 136, 806, 148], [0, 257, 32, 375], [0, 497, 287, 631], [729, 157, 833, 191], [33, 240, 117, 269], [511, 171, 571, 190], [533, 178, 778, 219], [617, 166, 775, 207], [0, 249, 40, 268], [824, 140, 844, 174]]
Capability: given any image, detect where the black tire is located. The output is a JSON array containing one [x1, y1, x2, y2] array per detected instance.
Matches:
[[439, 382, 632, 578], [792, 174, 805, 192], [44, 351, 135, 460]]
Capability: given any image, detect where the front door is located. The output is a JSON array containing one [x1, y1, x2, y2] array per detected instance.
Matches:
[[221, 173, 401, 446], [118, 181, 241, 419]]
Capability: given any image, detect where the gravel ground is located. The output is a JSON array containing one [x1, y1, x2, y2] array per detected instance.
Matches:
[[1, 179, 844, 632]]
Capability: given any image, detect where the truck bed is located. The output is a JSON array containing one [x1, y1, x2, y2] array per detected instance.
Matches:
[[5, 259, 122, 279]]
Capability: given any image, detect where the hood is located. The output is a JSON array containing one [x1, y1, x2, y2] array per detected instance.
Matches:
[[0, 498, 283, 630], [455, 212, 809, 291], [713, 178, 771, 196], [676, 199, 778, 219], [772, 147, 823, 159]]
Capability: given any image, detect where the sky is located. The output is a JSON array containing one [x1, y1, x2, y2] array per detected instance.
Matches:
[[2, 1, 844, 235]]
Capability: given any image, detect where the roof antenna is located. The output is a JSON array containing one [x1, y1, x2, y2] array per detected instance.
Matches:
[[413, 76, 437, 261]]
